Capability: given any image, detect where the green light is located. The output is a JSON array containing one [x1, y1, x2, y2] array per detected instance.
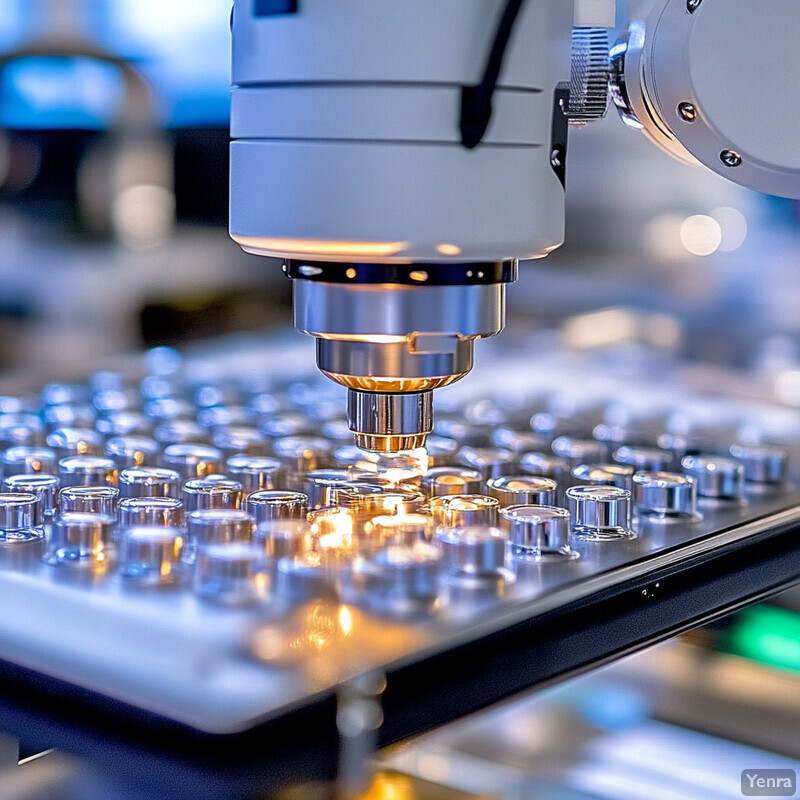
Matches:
[[726, 606, 800, 674]]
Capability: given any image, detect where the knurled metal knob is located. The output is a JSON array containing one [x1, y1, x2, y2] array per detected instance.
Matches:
[[487, 475, 557, 506], [347, 389, 433, 452], [499, 505, 572, 557], [569, 27, 610, 126], [567, 485, 633, 540], [681, 455, 744, 500], [729, 444, 788, 485], [632, 471, 697, 519], [436, 526, 507, 576]]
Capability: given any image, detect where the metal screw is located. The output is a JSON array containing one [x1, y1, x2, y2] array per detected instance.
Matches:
[[687, 0, 703, 12], [678, 103, 697, 122], [720, 149, 743, 168]]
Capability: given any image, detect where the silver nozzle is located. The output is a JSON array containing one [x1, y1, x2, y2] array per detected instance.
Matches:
[[346, 389, 432, 452]]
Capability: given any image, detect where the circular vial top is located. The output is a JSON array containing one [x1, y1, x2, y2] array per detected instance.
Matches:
[[488, 475, 557, 506], [429, 494, 499, 528], [681, 455, 744, 500], [500, 505, 571, 555], [633, 471, 697, 518]]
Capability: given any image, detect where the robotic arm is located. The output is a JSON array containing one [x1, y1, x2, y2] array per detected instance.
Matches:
[[230, 0, 800, 452]]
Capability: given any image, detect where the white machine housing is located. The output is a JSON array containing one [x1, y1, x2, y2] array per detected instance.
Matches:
[[230, 0, 577, 264], [613, 0, 800, 199]]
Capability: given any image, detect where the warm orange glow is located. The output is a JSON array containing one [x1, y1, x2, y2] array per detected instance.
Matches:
[[237, 236, 409, 258], [436, 243, 462, 256]]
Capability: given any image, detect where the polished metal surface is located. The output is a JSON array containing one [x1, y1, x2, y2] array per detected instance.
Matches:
[[118, 467, 181, 499], [499, 504, 572, 557], [681, 455, 745, 500], [347, 389, 433, 452], [487, 475, 557, 507], [119, 527, 184, 587], [294, 281, 504, 340], [567, 485, 633, 540], [633, 471, 698, 520], [318, 337, 474, 385]]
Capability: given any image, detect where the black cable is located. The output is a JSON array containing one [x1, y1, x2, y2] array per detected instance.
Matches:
[[460, 0, 528, 149]]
